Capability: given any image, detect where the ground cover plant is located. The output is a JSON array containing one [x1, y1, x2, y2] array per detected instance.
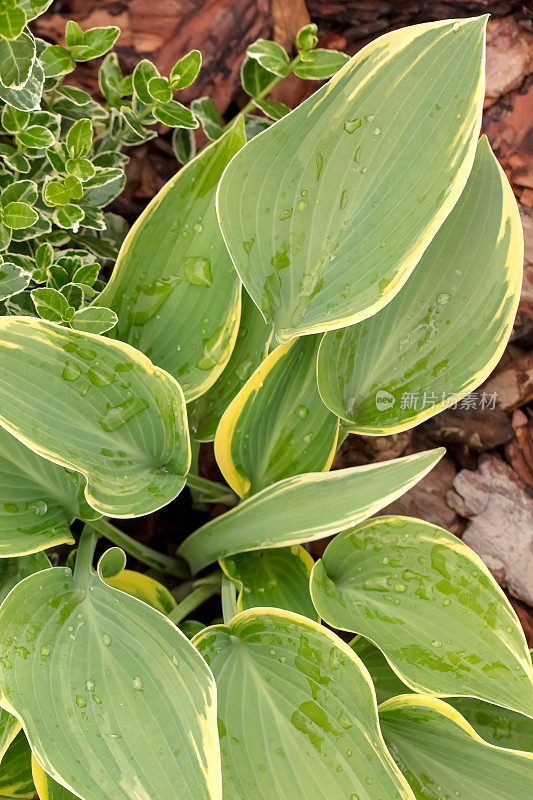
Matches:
[[0, 7, 531, 800]]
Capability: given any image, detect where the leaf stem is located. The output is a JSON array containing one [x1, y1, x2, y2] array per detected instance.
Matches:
[[87, 517, 190, 579], [73, 526, 98, 588], [169, 572, 222, 624], [186, 473, 238, 506]]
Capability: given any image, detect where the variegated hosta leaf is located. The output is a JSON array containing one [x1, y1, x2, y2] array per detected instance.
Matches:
[[177, 448, 444, 573], [0, 551, 221, 800], [105, 568, 177, 615], [0, 708, 19, 760], [0, 551, 50, 603], [32, 756, 78, 800], [194, 609, 415, 800], [353, 635, 533, 752], [217, 17, 486, 343], [97, 120, 246, 402], [317, 136, 523, 433], [379, 696, 533, 800], [215, 335, 339, 497], [220, 546, 317, 619], [310, 516, 533, 718], [0, 427, 100, 557], [188, 291, 271, 442], [0, 731, 34, 799], [0, 317, 190, 517]]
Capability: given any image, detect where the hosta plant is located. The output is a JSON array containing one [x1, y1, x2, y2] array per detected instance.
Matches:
[[0, 11, 532, 800]]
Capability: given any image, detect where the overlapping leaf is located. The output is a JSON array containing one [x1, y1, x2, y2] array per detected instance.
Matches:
[[0, 730, 34, 799], [217, 17, 486, 342], [317, 137, 523, 433], [32, 757, 78, 800], [188, 291, 271, 442], [379, 696, 533, 800], [220, 546, 317, 618], [310, 516, 533, 718], [177, 448, 444, 572], [215, 335, 339, 496], [0, 427, 100, 557], [0, 551, 221, 800], [194, 609, 415, 800], [353, 635, 533, 752], [98, 120, 246, 401], [0, 317, 190, 517]]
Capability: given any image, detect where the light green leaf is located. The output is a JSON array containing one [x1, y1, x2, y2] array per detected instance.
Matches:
[[68, 26, 120, 62], [0, 261, 31, 301], [294, 48, 350, 79], [0, 550, 221, 800], [39, 44, 75, 78], [66, 117, 93, 158], [65, 156, 95, 181], [147, 76, 171, 103], [240, 55, 276, 98], [296, 23, 318, 51], [379, 695, 533, 800], [246, 39, 290, 77], [318, 137, 523, 433], [132, 58, 159, 104], [153, 99, 197, 128], [188, 290, 271, 442], [97, 121, 246, 402], [64, 20, 84, 48], [0, 7, 26, 42], [1, 180, 37, 206], [105, 568, 177, 616], [0, 552, 50, 603], [177, 448, 444, 572], [18, 0, 53, 22], [220, 546, 317, 618], [310, 515, 533, 718], [217, 17, 486, 343], [0, 317, 190, 517], [1, 105, 28, 131], [2, 202, 38, 230], [191, 96, 223, 140], [0, 731, 34, 799], [172, 126, 196, 165], [215, 335, 339, 497], [31, 287, 73, 322], [0, 55, 43, 111], [70, 306, 118, 335], [0, 221, 11, 250], [170, 49, 202, 90], [194, 609, 415, 800], [0, 32, 35, 89], [53, 204, 84, 230], [0, 424, 98, 557]]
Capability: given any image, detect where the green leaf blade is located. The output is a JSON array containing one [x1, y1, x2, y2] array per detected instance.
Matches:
[[0, 317, 190, 518], [217, 17, 486, 342]]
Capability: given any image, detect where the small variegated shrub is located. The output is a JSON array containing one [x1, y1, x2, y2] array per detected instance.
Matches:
[[0, 9, 531, 800]]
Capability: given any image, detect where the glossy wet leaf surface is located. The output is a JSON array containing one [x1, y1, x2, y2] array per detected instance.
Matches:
[[98, 121, 246, 402], [188, 291, 271, 442], [310, 516, 533, 718], [220, 546, 317, 619], [318, 137, 523, 433], [0, 317, 190, 517], [194, 609, 415, 800], [215, 335, 339, 497], [0, 426, 96, 557], [217, 18, 485, 342], [354, 636, 533, 752], [379, 696, 533, 800], [0, 556, 221, 800], [178, 448, 444, 573]]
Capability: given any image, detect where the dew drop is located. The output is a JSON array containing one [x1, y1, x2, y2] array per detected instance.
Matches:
[[344, 118, 361, 134], [3, 502, 18, 513], [373, 127, 381, 135], [432, 639, 442, 648], [437, 292, 451, 305], [185, 257, 212, 288], [295, 404, 309, 419], [102, 634, 112, 647], [132, 676, 143, 690], [75, 695, 86, 708], [28, 500, 47, 516], [40, 647, 49, 657], [62, 360, 81, 381], [279, 209, 292, 221], [85, 679, 95, 691]]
